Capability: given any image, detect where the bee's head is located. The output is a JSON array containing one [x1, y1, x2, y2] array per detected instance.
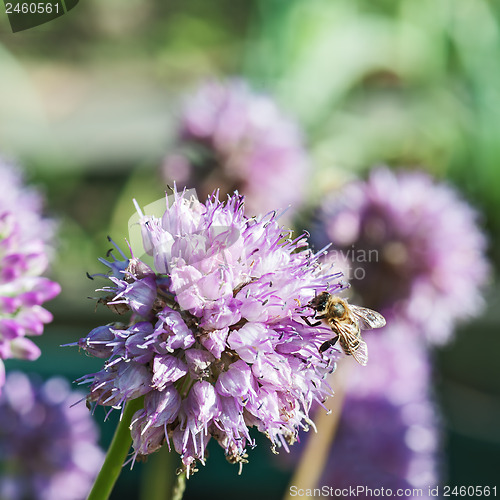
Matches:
[[310, 291, 330, 312]]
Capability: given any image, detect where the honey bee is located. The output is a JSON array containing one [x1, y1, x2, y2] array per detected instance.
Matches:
[[306, 292, 386, 366]]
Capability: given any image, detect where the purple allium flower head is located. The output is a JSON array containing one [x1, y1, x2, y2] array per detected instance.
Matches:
[[0, 159, 61, 387], [75, 189, 350, 475], [312, 167, 489, 345], [0, 372, 104, 500], [320, 326, 440, 498], [163, 80, 310, 219]]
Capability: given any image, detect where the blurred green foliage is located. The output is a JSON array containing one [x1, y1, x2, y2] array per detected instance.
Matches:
[[1, 0, 500, 498]]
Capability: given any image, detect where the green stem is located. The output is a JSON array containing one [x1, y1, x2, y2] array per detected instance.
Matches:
[[87, 397, 144, 500], [139, 445, 176, 500], [171, 471, 187, 500]]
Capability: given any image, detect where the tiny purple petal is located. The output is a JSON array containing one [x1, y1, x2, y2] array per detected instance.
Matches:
[[184, 348, 215, 379], [215, 360, 254, 399], [154, 307, 195, 350], [185, 381, 219, 424], [78, 325, 116, 359], [200, 298, 242, 330], [199, 327, 228, 359], [227, 322, 274, 363], [110, 275, 157, 317], [152, 355, 188, 390], [144, 386, 182, 427]]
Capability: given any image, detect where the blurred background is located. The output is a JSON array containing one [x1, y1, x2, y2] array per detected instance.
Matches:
[[1, 0, 499, 498]]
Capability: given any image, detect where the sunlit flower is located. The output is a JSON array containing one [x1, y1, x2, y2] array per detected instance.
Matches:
[[0, 159, 60, 388], [311, 167, 489, 345], [0, 372, 104, 500], [163, 80, 310, 219], [75, 189, 347, 475]]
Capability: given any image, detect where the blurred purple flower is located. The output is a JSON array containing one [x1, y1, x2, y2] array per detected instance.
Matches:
[[163, 80, 310, 219], [312, 167, 489, 345], [0, 372, 104, 500], [75, 189, 349, 475], [321, 326, 440, 499], [0, 160, 61, 388], [0, 159, 55, 243]]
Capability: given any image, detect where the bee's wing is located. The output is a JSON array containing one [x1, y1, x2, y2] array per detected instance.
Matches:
[[338, 322, 368, 366], [349, 305, 386, 330], [350, 338, 368, 366]]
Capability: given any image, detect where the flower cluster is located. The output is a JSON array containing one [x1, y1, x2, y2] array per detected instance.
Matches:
[[0, 160, 60, 389], [0, 372, 104, 500], [312, 167, 489, 345], [76, 190, 345, 474], [163, 80, 310, 219]]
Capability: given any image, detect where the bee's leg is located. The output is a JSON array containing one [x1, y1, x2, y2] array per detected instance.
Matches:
[[319, 336, 339, 353], [302, 316, 322, 327], [316, 314, 327, 320]]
